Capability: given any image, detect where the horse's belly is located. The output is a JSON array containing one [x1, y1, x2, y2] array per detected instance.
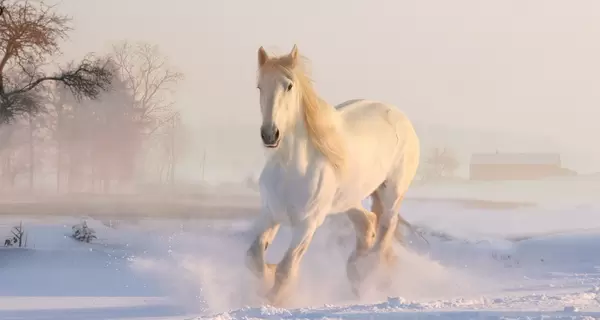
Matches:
[[327, 145, 395, 212], [329, 172, 387, 213]]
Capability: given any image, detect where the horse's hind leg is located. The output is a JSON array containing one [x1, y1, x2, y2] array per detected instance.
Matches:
[[372, 190, 409, 247], [371, 182, 409, 272], [345, 206, 377, 296], [345, 190, 403, 294], [245, 212, 280, 291]]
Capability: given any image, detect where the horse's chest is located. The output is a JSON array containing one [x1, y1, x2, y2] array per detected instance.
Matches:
[[260, 164, 335, 223]]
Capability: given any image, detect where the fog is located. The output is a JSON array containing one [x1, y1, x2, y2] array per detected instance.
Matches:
[[3, 0, 600, 192], [3, 3, 600, 317]]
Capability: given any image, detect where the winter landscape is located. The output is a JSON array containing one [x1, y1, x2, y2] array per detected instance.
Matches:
[[2, 179, 600, 320], [2, 0, 600, 319]]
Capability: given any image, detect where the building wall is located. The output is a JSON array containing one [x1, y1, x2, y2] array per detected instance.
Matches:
[[469, 164, 565, 181]]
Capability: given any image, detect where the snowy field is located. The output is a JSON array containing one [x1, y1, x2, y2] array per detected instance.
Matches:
[[2, 183, 600, 319]]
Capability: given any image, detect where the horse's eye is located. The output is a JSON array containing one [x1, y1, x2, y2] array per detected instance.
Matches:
[[286, 83, 293, 91]]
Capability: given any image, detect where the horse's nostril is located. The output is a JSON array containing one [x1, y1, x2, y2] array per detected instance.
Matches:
[[261, 126, 279, 144]]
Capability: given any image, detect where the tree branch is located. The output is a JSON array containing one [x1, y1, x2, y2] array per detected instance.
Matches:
[[9, 57, 112, 100], [110, 40, 183, 135]]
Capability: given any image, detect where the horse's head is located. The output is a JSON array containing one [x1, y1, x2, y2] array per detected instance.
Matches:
[[256, 45, 302, 149]]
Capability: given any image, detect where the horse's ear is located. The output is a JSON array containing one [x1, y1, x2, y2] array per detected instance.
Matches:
[[289, 44, 299, 65], [258, 46, 269, 67]]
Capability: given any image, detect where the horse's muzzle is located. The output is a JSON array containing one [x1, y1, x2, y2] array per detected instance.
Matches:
[[261, 125, 280, 148]]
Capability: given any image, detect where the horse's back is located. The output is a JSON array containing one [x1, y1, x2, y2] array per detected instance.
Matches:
[[332, 99, 420, 203], [334, 99, 410, 124], [334, 99, 416, 140], [334, 99, 366, 111], [339, 100, 420, 193]]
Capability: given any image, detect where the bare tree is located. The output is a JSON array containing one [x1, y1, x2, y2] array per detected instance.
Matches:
[[111, 41, 183, 135], [0, 0, 112, 123], [110, 41, 185, 185]]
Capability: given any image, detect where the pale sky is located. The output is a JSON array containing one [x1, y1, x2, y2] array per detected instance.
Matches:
[[53, 0, 600, 181]]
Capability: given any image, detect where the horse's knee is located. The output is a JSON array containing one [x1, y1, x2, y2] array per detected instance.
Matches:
[[347, 208, 377, 253], [364, 215, 377, 246], [356, 230, 376, 254]]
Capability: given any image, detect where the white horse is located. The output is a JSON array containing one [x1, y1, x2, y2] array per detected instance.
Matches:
[[245, 45, 420, 306]]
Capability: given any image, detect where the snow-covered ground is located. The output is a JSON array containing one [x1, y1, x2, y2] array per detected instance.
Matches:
[[2, 191, 600, 319]]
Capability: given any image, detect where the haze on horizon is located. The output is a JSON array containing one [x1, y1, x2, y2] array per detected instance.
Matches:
[[53, 0, 600, 182]]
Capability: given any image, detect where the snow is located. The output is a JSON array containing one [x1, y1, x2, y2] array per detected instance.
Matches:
[[2, 183, 600, 319]]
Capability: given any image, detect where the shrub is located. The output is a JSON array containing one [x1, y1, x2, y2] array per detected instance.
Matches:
[[3, 222, 27, 247], [72, 221, 97, 243]]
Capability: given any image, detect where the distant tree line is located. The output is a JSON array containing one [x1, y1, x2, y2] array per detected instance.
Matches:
[[418, 147, 461, 182], [0, 0, 186, 194]]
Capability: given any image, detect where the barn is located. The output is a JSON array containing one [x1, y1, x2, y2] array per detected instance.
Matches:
[[469, 153, 574, 181]]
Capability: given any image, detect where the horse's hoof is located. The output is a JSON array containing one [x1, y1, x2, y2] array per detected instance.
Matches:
[[346, 267, 362, 298], [346, 247, 399, 296], [263, 264, 277, 286], [350, 282, 363, 299], [346, 253, 375, 298], [265, 289, 286, 307], [264, 280, 295, 307]]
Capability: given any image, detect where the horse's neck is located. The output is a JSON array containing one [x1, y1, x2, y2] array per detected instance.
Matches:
[[273, 97, 342, 171], [274, 116, 312, 169], [315, 97, 339, 118]]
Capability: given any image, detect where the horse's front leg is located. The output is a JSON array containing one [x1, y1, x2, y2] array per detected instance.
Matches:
[[266, 218, 318, 306], [245, 213, 280, 291]]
